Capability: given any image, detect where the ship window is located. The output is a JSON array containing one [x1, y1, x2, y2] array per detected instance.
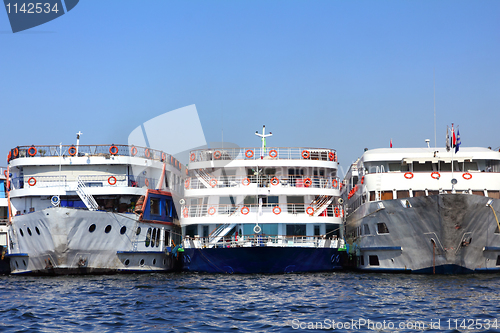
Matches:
[[413, 191, 425, 197], [496, 256, 500, 266], [136, 227, 141, 235], [89, 224, 96, 233], [153, 258, 156, 265], [388, 163, 403, 172], [156, 228, 160, 247], [428, 190, 439, 196], [360, 255, 365, 266], [105, 225, 112, 233], [286, 224, 306, 236], [326, 224, 339, 238], [397, 191, 410, 199], [203, 226, 209, 238], [150, 198, 160, 215], [124, 259, 130, 266], [400, 200, 412, 208], [487, 191, 500, 199], [145, 228, 152, 247], [265, 168, 276, 175], [35, 227, 40, 235], [140, 259, 145, 266], [369, 255, 380, 266], [413, 161, 434, 172], [377, 223, 389, 234], [472, 191, 484, 196], [19, 229, 24, 237], [164, 200, 170, 217], [287, 196, 305, 214], [363, 225, 370, 235], [27, 228, 32, 236], [120, 226, 127, 235], [370, 191, 376, 201], [314, 225, 321, 236], [185, 225, 197, 238], [151, 228, 156, 247], [464, 161, 478, 172], [380, 191, 393, 201], [164, 230, 170, 247], [219, 196, 235, 205], [244, 196, 256, 205], [267, 196, 279, 206]]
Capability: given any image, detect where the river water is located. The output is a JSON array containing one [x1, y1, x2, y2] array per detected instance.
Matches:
[[1, 272, 499, 332]]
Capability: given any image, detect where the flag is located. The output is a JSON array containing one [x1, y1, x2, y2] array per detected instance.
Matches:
[[455, 128, 461, 153], [390, 138, 392, 148], [451, 123, 456, 148], [446, 126, 450, 152]]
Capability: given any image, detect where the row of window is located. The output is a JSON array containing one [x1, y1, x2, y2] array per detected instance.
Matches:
[[349, 223, 389, 239]]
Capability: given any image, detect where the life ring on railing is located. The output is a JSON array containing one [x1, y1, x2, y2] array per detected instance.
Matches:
[[213, 151, 221, 159], [28, 177, 36, 186], [7, 151, 11, 163], [241, 206, 250, 215], [304, 178, 312, 187], [272, 206, 281, 215], [404, 172, 414, 179], [13, 147, 19, 158], [271, 177, 279, 186], [361, 176, 364, 184], [182, 207, 189, 218], [145, 178, 149, 187], [306, 206, 314, 216], [210, 178, 218, 188], [253, 225, 261, 234], [208, 207, 216, 215], [162, 153, 166, 162], [242, 178, 250, 186], [463, 172, 472, 180], [109, 145, 118, 155], [68, 146, 77, 156], [28, 146, 37, 157], [431, 171, 440, 179], [190, 153, 195, 162], [334, 207, 340, 217], [332, 179, 338, 188], [301, 150, 310, 159], [144, 149, 151, 158], [108, 176, 117, 185], [3, 170, 7, 178], [184, 178, 190, 189], [130, 146, 137, 156], [245, 150, 254, 158], [269, 150, 278, 158], [329, 152, 334, 161]]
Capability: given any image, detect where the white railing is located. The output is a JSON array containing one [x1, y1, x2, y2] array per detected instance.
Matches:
[[189, 147, 337, 162], [183, 235, 344, 249]]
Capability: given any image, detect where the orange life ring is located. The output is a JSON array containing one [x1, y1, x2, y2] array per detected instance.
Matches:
[[144, 149, 151, 158], [184, 178, 190, 189], [269, 149, 278, 158], [210, 178, 218, 188], [241, 206, 250, 215], [333, 153, 337, 162], [190, 153, 195, 162], [242, 178, 250, 186], [463, 172, 472, 180], [302, 150, 310, 159], [145, 178, 149, 187], [404, 172, 414, 179], [28, 177, 36, 186], [334, 207, 340, 217], [108, 176, 117, 185], [13, 148, 19, 158], [213, 151, 221, 160], [109, 145, 118, 155], [7, 151, 11, 162], [68, 146, 77, 156], [130, 146, 137, 156], [245, 150, 254, 158], [332, 179, 338, 188], [306, 206, 314, 216], [271, 177, 279, 186], [431, 172, 440, 179], [328, 152, 334, 161], [361, 176, 364, 184], [3, 170, 7, 178], [185, 168, 188, 175], [162, 153, 166, 162], [272, 206, 281, 215], [208, 207, 216, 215], [28, 146, 37, 157], [182, 207, 189, 218], [304, 178, 312, 187]]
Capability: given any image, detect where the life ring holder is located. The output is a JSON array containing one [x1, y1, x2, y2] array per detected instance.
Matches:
[[130, 146, 138, 156], [68, 146, 77, 156], [190, 153, 196, 162], [304, 178, 312, 187], [463, 172, 472, 180], [213, 151, 222, 160], [210, 178, 218, 188], [332, 179, 338, 188], [404, 172, 414, 179], [253, 225, 262, 234], [28, 177, 36, 186], [242, 178, 251, 186], [28, 146, 37, 157], [108, 176, 117, 185], [208, 207, 216, 215], [271, 177, 280, 186], [431, 172, 440, 179], [269, 150, 278, 158], [241, 206, 250, 215], [245, 150, 254, 158], [272, 206, 281, 215], [109, 145, 118, 155], [306, 206, 314, 216], [184, 178, 191, 189], [301, 150, 310, 159]]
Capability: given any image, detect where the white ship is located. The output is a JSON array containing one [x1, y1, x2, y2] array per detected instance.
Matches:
[[5, 140, 184, 275], [343, 146, 500, 273], [180, 126, 346, 273], [0, 166, 9, 273]]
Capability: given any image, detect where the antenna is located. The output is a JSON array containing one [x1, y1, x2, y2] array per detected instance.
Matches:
[[425, 139, 430, 148], [255, 125, 272, 159], [76, 131, 82, 155], [433, 69, 436, 148]]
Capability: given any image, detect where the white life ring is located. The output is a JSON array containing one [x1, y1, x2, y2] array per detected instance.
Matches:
[[253, 225, 262, 234]]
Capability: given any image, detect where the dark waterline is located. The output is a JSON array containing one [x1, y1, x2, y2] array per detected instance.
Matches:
[[1, 272, 500, 332]]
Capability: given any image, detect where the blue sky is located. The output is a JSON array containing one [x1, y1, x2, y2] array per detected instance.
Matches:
[[1, 1, 499, 175]]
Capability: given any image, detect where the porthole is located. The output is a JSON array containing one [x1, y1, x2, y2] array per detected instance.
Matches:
[[22, 260, 26, 267], [136, 227, 141, 235], [105, 225, 112, 233], [15, 261, 19, 268], [19, 229, 24, 237], [140, 259, 145, 266], [120, 226, 127, 235], [35, 227, 40, 235], [89, 224, 96, 233], [124, 259, 130, 266], [27, 228, 32, 236], [153, 258, 156, 265]]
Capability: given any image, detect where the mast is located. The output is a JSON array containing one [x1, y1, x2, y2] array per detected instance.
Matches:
[[255, 125, 272, 159]]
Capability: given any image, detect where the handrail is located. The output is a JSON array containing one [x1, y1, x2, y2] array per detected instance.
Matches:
[[183, 235, 344, 249], [189, 147, 337, 162]]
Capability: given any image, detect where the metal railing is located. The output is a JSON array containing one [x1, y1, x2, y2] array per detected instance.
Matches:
[[183, 235, 344, 249], [189, 147, 337, 162], [186, 174, 341, 190]]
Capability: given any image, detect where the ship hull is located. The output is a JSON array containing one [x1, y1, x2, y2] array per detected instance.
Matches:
[[346, 194, 500, 274], [8, 207, 178, 275], [182, 247, 345, 274]]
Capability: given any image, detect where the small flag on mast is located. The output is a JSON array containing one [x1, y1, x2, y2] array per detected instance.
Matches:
[[455, 128, 461, 153], [451, 123, 456, 148], [446, 126, 450, 152], [390, 138, 392, 148]]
